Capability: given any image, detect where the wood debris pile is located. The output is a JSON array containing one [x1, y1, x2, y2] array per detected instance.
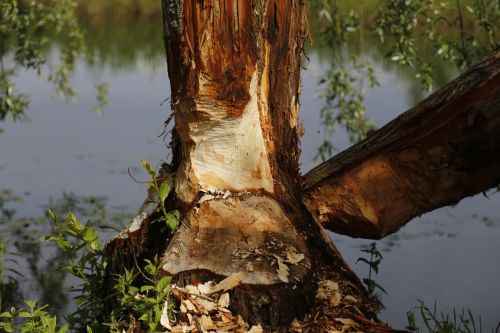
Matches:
[[124, 272, 392, 332], [288, 279, 392, 333], [160, 272, 264, 333]]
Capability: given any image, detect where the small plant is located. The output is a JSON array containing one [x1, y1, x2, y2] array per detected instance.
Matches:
[[406, 300, 500, 333], [140, 159, 179, 231], [107, 256, 175, 332], [44, 210, 107, 331], [43, 208, 177, 332], [0, 300, 68, 333], [356, 242, 387, 301]]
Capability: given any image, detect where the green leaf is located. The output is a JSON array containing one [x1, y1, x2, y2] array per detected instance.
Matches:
[[141, 285, 155, 292], [141, 159, 156, 179], [406, 310, 417, 331], [17, 311, 32, 318], [0, 312, 12, 318], [83, 226, 101, 250], [158, 182, 170, 203], [164, 210, 180, 231], [48, 209, 57, 222], [372, 280, 388, 295], [2, 322, 14, 332], [356, 257, 371, 265], [138, 313, 149, 321], [156, 276, 172, 293]]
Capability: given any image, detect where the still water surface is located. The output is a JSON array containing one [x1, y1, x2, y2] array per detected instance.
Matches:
[[1, 13, 499, 330]]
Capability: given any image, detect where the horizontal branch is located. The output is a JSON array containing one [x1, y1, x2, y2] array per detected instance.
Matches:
[[302, 51, 500, 239]]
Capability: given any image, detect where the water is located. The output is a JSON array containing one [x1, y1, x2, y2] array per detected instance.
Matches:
[[1, 12, 499, 331]]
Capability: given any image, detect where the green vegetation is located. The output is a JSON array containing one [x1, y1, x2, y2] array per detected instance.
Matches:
[[76, 0, 160, 18], [406, 301, 500, 333], [45, 210, 107, 331], [311, 0, 500, 161], [0, 159, 179, 332], [356, 242, 387, 302], [108, 257, 174, 332], [0, 191, 131, 315], [0, 187, 173, 333], [0, 300, 68, 333], [140, 160, 179, 232], [0, 0, 87, 123], [375, 0, 500, 88], [45, 209, 175, 332]]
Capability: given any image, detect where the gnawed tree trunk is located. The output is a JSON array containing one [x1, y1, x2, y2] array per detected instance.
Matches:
[[104, 1, 500, 331], [157, 0, 383, 328]]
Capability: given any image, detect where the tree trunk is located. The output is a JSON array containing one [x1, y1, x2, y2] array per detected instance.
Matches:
[[104, 1, 500, 332], [157, 0, 384, 329]]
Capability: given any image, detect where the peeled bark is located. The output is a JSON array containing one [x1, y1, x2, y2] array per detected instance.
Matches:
[[302, 51, 500, 239]]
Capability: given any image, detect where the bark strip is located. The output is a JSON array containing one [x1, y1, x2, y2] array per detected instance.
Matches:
[[302, 51, 500, 239]]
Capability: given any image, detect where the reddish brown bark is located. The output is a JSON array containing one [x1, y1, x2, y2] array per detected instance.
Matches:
[[162, 0, 305, 202], [302, 51, 500, 239]]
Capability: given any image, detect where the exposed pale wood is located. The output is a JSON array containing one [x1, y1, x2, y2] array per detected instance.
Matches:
[[162, 194, 311, 285], [162, 0, 306, 203], [302, 51, 500, 239]]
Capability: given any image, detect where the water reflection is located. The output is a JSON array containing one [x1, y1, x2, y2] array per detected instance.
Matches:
[[0, 190, 134, 316]]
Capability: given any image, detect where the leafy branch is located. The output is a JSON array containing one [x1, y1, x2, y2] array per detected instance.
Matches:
[[140, 159, 179, 232]]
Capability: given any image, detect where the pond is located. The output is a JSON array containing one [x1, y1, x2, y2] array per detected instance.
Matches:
[[1, 6, 499, 331]]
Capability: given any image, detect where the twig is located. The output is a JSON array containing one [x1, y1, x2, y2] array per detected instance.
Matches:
[[127, 167, 168, 184]]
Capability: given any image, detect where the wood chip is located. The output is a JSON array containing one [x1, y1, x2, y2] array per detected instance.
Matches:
[[334, 317, 361, 330], [220, 310, 233, 323], [185, 285, 200, 295], [330, 290, 341, 307], [192, 298, 217, 314], [208, 272, 245, 294], [218, 293, 230, 308], [345, 295, 358, 303], [182, 299, 197, 312], [291, 319, 303, 332], [284, 247, 305, 265], [198, 315, 216, 331], [197, 281, 214, 295], [245, 262, 254, 272], [160, 301, 172, 330], [316, 280, 339, 300], [247, 324, 264, 333], [273, 255, 289, 283], [181, 323, 194, 332], [198, 194, 215, 204]]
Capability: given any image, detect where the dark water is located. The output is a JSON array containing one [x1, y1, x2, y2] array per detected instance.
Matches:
[[1, 12, 499, 331]]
